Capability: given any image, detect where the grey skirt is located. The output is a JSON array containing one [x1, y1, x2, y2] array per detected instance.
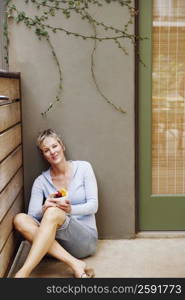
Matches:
[[33, 215, 98, 259]]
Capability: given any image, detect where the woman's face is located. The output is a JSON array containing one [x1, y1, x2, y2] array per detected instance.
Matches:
[[40, 136, 65, 165]]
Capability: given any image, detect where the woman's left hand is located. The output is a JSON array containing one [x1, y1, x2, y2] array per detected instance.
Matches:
[[54, 198, 71, 214]]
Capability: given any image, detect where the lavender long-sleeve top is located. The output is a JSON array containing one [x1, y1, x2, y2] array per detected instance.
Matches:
[[28, 161, 98, 234]]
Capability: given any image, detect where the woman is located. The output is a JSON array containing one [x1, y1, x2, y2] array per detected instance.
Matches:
[[13, 129, 98, 278]]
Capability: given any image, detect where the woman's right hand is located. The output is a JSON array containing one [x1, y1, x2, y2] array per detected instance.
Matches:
[[42, 195, 57, 213]]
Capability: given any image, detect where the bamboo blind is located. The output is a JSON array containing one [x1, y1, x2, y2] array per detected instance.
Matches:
[[152, 0, 185, 194]]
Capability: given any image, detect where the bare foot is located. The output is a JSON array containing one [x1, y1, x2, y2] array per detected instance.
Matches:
[[71, 259, 95, 278], [14, 272, 27, 278], [14, 268, 29, 278], [71, 259, 87, 278], [80, 269, 95, 278]]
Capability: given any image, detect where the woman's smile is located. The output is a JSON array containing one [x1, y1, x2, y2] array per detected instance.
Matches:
[[51, 154, 59, 160]]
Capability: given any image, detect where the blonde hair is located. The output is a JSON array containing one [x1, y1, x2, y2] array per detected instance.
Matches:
[[36, 129, 64, 149]]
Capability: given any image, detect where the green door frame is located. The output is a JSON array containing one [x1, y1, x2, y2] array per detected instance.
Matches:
[[138, 0, 185, 230]]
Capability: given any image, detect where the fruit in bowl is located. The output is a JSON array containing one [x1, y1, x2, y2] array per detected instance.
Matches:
[[54, 188, 68, 199]]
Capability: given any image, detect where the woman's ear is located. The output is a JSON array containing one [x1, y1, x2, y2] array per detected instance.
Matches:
[[61, 143, 65, 151]]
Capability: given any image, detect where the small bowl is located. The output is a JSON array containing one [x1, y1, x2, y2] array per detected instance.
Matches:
[[53, 196, 68, 202]]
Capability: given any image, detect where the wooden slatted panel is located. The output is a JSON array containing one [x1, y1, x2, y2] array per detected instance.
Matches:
[[0, 102, 21, 132], [0, 232, 18, 277], [0, 168, 23, 223], [0, 191, 23, 252], [0, 78, 20, 101], [0, 146, 22, 192], [0, 124, 22, 162], [0, 73, 23, 278]]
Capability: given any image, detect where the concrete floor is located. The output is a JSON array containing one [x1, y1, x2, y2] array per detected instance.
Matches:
[[8, 237, 185, 278]]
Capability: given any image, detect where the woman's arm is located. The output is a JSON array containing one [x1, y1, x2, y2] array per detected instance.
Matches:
[[70, 162, 98, 215], [28, 177, 45, 220]]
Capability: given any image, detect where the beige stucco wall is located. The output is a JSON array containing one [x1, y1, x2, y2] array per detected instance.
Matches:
[[8, 1, 135, 239]]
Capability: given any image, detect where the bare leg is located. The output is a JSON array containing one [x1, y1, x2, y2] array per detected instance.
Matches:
[[13, 210, 88, 278]]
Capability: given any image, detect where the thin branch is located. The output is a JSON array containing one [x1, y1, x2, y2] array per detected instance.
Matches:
[[41, 36, 63, 116], [90, 23, 126, 114]]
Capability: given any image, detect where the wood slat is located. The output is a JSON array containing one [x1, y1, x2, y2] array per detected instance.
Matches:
[[0, 168, 23, 223], [0, 124, 22, 162], [0, 191, 23, 253], [0, 232, 18, 277], [0, 147, 22, 192], [0, 102, 21, 132], [0, 71, 20, 79], [0, 78, 20, 101]]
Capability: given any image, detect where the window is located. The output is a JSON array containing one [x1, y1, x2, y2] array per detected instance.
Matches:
[[152, 0, 185, 194]]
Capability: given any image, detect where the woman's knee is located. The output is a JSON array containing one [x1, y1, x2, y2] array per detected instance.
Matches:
[[14, 213, 39, 239], [43, 207, 66, 225], [13, 213, 28, 231]]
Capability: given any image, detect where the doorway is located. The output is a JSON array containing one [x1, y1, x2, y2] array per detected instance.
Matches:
[[139, 0, 185, 230]]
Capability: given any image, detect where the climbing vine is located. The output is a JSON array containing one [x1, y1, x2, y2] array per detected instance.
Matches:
[[5, 0, 143, 116]]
